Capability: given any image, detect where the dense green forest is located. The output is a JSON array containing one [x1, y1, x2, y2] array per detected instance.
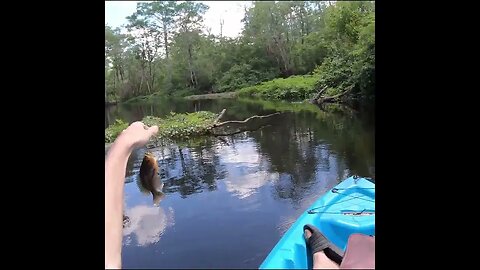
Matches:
[[105, 1, 374, 103]]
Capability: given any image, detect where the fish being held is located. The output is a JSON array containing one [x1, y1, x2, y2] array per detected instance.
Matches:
[[138, 152, 165, 206], [123, 214, 130, 228]]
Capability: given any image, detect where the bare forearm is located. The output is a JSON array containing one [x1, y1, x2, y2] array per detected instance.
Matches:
[[104, 122, 158, 269], [105, 139, 133, 269]]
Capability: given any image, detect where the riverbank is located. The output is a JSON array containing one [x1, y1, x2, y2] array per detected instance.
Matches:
[[120, 73, 366, 106], [105, 111, 219, 143], [237, 75, 319, 101], [123, 92, 163, 103], [122, 75, 319, 104], [184, 92, 238, 100]]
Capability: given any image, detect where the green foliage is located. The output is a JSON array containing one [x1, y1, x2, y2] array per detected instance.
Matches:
[[105, 119, 129, 143], [170, 87, 195, 98], [216, 64, 277, 93], [105, 111, 219, 143], [105, 1, 374, 102], [237, 75, 319, 101], [238, 98, 359, 126], [143, 111, 217, 140], [314, 55, 356, 93], [313, 1, 375, 98]]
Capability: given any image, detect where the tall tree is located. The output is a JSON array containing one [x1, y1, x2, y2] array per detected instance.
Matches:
[[125, 12, 160, 95], [174, 2, 209, 89], [104, 1, 375, 102], [136, 1, 181, 91], [105, 25, 128, 100]]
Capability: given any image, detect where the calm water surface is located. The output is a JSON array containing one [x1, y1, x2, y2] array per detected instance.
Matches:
[[105, 97, 375, 269]]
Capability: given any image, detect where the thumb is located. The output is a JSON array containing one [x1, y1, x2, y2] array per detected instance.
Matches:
[[148, 125, 159, 136]]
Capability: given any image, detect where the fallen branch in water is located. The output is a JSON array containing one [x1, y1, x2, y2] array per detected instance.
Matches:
[[311, 85, 355, 105], [213, 109, 226, 124], [212, 112, 281, 128], [105, 109, 281, 144], [309, 86, 328, 103], [210, 109, 280, 136]]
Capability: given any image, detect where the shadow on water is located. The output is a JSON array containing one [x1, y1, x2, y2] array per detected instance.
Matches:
[[106, 97, 374, 268]]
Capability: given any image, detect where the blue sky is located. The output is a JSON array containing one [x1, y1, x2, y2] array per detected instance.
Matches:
[[105, 1, 252, 38]]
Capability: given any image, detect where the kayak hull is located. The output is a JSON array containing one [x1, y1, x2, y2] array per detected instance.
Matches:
[[259, 176, 375, 269]]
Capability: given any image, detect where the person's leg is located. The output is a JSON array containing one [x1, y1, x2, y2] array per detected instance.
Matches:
[[304, 228, 340, 269], [338, 234, 375, 269]]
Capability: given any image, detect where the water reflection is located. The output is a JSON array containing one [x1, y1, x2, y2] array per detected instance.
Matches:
[[105, 97, 374, 268], [112, 98, 375, 202], [123, 205, 175, 246], [156, 141, 227, 198], [216, 139, 279, 199]]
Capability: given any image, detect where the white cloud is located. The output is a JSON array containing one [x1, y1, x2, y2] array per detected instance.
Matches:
[[216, 140, 278, 199], [224, 170, 279, 199], [201, 1, 252, 38], [123, 205, 175, 246], [105, 1, 252, 38]]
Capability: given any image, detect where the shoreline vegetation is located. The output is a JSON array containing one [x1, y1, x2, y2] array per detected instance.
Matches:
[[104, 96, 364, 146], [105, 109, 281, 143], [123, 71, 366, 105], [106, 2, 374, 105], [105, 2, 374, 142], [183, 92, 238, 100]]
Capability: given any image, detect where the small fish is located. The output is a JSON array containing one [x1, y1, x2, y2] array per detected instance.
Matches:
[[123, 214, 130, 228], [138, 152, 165, 206]]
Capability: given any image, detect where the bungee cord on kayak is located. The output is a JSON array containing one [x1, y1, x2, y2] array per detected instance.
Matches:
[[260, 176, 375, 269], [307, 187, 375, 215]]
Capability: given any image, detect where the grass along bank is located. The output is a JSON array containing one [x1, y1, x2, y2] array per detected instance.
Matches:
[[105, 111, 219, 143], [237, 75, 319, 101], [105, 108, 282, 145]]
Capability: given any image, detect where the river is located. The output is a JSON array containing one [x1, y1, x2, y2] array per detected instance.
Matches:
[[105, 97, 375, 268]]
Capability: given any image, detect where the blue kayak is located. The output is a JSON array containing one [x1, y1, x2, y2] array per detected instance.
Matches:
[[259, 176, 375, 269]]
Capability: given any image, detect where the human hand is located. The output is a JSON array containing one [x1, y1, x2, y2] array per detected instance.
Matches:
[[105, 121, 158, 270], [116, 121, 159, 151]]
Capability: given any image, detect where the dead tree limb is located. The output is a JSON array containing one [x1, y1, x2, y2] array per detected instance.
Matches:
[[213, 108, 226, 124], [209, 109, 281, 136], [309, 86, 328, 103], [213, 112, 281, 128], [315, 85, 355, 104]]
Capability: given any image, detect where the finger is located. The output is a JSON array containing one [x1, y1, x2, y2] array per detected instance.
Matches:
[[148, 125, 159, 136], [131, 121, 144, 128]]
